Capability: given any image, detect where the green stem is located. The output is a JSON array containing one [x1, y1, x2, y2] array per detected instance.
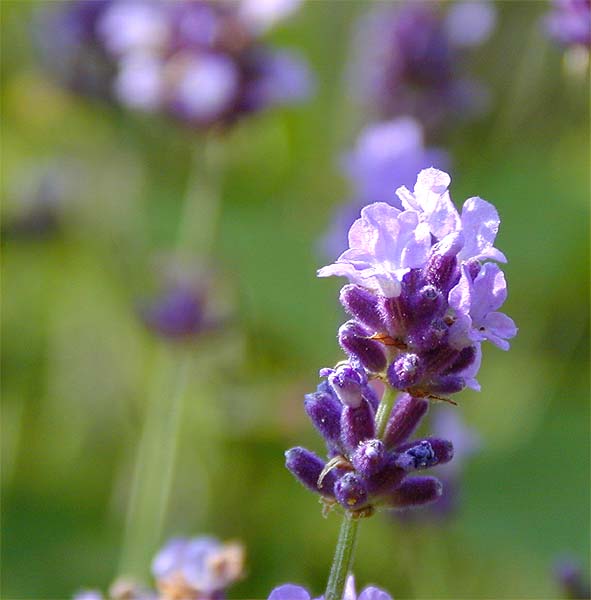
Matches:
[[324, 384, 397, 600], [375, 384, 397, 439], [325, 514, 359, 600]]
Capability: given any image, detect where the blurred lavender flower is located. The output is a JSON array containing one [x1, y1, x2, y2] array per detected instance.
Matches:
[[268, 574, 392, 600], [323, 117, 449, 257], [37, 0, 313, 128], [152, 536, 244, 599], [74, 592, 104, 600], [554, 556, 591, 599], [139, 270, 223, 341], [73, 579, 156, 600], [350, 1, 495, 134], [545, 0, 591, 49]]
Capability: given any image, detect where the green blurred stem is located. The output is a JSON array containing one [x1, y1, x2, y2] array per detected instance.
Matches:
[[375, 384, 397, 439], [324, 385, 396, 600], [119, 347, 192, 575], [325, 514, 359, 600], [120, 136, 225, 575]]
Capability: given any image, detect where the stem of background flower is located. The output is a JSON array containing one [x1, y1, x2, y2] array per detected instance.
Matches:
[[119, 136, 224, 576], [119, 346, 192, 576], [325, 513, 359, 600]]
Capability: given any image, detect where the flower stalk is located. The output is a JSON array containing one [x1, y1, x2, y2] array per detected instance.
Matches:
[[325, 513, 359, 600]]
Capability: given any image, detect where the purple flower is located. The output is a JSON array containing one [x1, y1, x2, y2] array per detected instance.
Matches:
[[139, 268, 225, 341], [350, 2, 494, 133], [268, 575, 392, 600], [152, 536, 244, 598], [319, 168, 516, 394], [37, 0, 313, 129], [554, 556, 591, 599], [73, 592, 103, 600], [545, 0, 591, 49], [318, 203, 431, 298], [448, 262, 517, 351]]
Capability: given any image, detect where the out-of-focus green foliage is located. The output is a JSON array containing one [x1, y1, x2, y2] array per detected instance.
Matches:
[[1, 2, 589, 599]]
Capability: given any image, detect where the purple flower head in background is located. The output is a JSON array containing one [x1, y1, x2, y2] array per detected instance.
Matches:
[[152, 536, 245, 599], [319, 168, 516, 396], [322, 118, 449, 257], [73, 579, 156, 600], [268, 574, 392, 600], [545, 0, 591, 49], [139, 268, 224, 341], [37, 0, 313, 128], [554, 556, 591, 600], [350, 1, 495, 134]]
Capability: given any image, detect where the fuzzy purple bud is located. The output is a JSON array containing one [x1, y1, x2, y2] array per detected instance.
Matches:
[[340, 400, 376, 451], [339, 321, 388, 373], [423, 233, 462, 292], [325, 363, 366, 408], [351, 439, 387, 478], [285, 447, 336, 497], [334, 472, 369, 509], [339, 284, 387, 333], [395, 438, 454, 470], [304, 390, 343, 450], [388, 353, 424, 390], [384, 394, 429, 448], [387, 475, 443, 509]]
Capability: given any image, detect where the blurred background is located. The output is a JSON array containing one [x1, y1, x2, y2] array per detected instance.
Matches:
[[1, 1, 589, 599]]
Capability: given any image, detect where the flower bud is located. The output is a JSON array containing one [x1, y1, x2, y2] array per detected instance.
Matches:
[[325, 363, 365, 408], [394, 438, 453, 470], [285, 447, 336, 497], [339, 321, 387, 373], [386, 476, 443, 509], [340, 400, 375, 450], [339, 284, 386, 333], [387, 353, 424, 389], [384, 394, 429, 448], [351, 439, 387, 478], [334, 472, 368, 510], [304, 390, 342, 449]]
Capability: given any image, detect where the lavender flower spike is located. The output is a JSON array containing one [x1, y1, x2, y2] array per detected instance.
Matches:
[[268, 575, 392, 600]]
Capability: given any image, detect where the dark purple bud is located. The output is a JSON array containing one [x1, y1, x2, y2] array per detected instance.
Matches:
[[387, 476, 443, 509], [351, 439, 387, 478], [339, 320, 387, 373], [364, 455, 405, 496], [423, 232, 462, 292], [285, 447, 336, 497], [423, 344, 460, 374], [429, 375, 465, 395], [339, 284, 386, 333], [340, 400, 375, 450], [324, 363, 365, 408], [406, 318, 448, 352], [444, 345, 477, 375], [394, 438, 453, 470], [384, 394, 429, 448], [334, 472, 369, 510], [387, 353, 424, 390], [304, 391, 342, 448]]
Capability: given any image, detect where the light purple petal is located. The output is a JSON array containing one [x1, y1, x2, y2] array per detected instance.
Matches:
[[358, 587, 394, 600], [268, 584, 312, 600], [445, 0, 497, 48], [458, 197, 507, 263], [481, 311, 517, 350]]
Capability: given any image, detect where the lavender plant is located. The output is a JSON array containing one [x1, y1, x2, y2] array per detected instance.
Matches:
[[37, 0, 312, 129], [349, 1, 495, 135], [544, 0, 591, 49], [278, 167, 516, 599], [74, 536, 244, 600]]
